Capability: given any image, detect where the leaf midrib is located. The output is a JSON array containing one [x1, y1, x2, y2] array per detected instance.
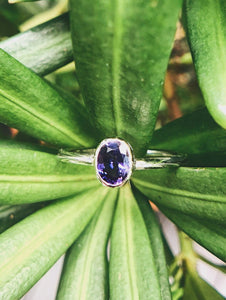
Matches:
[[112, 0, 124, 135], [124, 189, 139, 299], [0, 188, 105, 285], [132, 178, 226, 203], [0, 88, 84, 147], [0, 174, 96, 183], [78, 199, 106, 299], [0, 200, 80, 282]]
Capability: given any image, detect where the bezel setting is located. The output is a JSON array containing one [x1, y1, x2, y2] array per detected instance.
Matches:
[[94, 138, 134, 187]]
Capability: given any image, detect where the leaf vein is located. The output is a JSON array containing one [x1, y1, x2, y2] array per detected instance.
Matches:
[[132, 178, 226, 203], [0, 89, 83, 146]]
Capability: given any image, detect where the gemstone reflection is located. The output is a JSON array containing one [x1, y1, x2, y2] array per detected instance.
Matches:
[[95, 138, 133, 187]]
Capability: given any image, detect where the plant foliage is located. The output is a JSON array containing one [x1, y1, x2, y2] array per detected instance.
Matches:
[[0, 0, 225, 299]]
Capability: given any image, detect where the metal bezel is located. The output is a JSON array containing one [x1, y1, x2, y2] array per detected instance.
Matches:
[[94, 138, 134, 187]]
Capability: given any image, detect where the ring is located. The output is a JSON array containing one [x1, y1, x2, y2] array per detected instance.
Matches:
[[58, 138, 185, 188]]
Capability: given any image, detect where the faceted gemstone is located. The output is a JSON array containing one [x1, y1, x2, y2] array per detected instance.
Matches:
[[95, 138, 133, 187]]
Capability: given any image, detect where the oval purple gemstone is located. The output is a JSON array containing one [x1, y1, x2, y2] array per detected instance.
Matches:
[[95, 138, 133, 187]]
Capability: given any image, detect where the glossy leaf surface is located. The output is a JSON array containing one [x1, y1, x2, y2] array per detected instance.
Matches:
[[0, 187, 108, 300], [132, 167, 226, 220], [151, 108, 226, 154], [0, 203, 46, 233], [132, 187, 171, 300], [184, 0, 226, 128], [132, 168, 226, 260], [0, 140, 98, 204], [160, 207, 226, 262], [70, 0, 182, 156], [110, 183, 171, 300], [0, 13, 73, 76], [57, 189, 118, 300], [0, 50, 97, 148]]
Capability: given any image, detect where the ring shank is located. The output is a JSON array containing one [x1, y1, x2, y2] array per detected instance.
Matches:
[[59, 149, 95, 165], [135, 150, 186, 169], [59, 149, 186, 169]]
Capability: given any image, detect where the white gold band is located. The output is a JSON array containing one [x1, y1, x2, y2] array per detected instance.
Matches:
[[58, 149, 185, 169], [58, 138, 186, 187]]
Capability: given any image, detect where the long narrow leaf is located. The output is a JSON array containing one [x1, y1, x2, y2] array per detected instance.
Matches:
[[183, 0, 226, 128], [0, 13, 73, 76], [160, 206, 226, 262], [132, 187, 171, 300], [0, 140, 98, 204], [151, 108, 226, 154], [70, 0, 182, 156], [132, 168, 226, 222], [110, 183, 170, 300], [0, 49, 97, 148], [132, 168, 226, 261], [57, 189, 118, 300], [0, 203, 46, 233], [0, 186, 108, 300]]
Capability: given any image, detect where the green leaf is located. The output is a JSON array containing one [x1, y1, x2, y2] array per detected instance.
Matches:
[[0, 13, 73, 76], [132, 168, 226, 261], [110, 183, 171, 300], [132, 167, 226, 222], [47, 67, 82, 103], [9, 0, 39, 3], [183, 0, 226, 129], [160, 207, 226, 262], [0, 49, 97, 148], [0, 203, 46, 233], [151, 108, 226, 154], [57, 189, 118, 300], [132, 187, 172, 300], [0, 140, 98, 205], [70, 0, 182, 156], [0, 186, 108, 300]]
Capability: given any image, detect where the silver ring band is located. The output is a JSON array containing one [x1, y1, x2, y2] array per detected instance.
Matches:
[[58, 138, 186, 187], [58, 149, 185, 169], [59, 149, 96, 166]]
